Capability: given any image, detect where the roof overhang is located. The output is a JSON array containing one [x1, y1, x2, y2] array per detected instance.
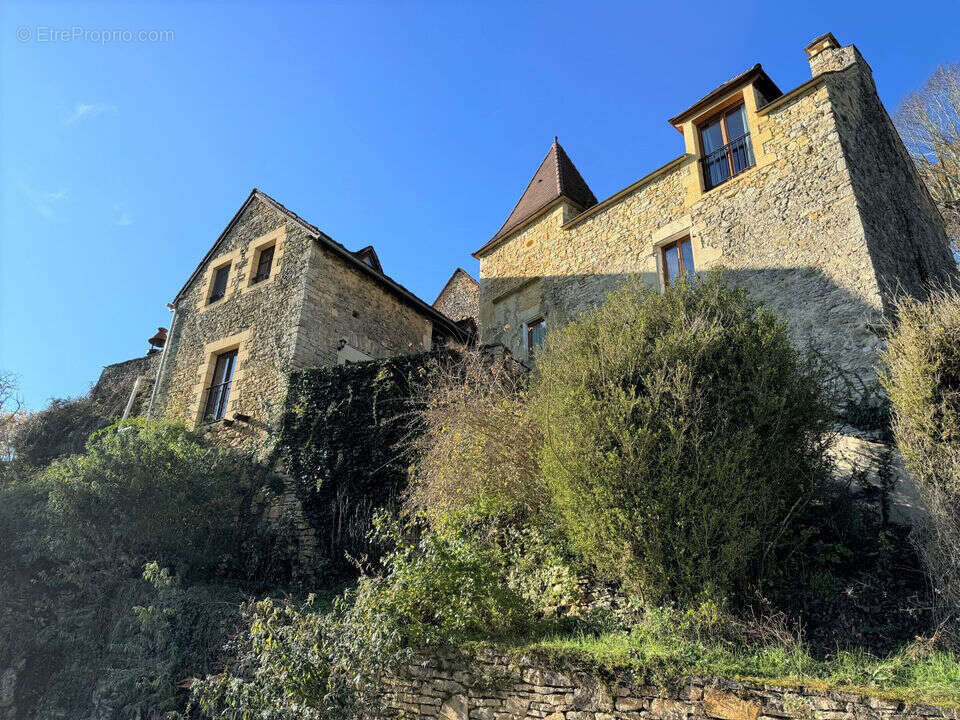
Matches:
[[668, 64, 782, 129], [171, 189, 466, 341]]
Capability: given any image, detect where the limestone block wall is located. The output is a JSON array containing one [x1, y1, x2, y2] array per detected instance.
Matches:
[[151, 196, 311, 439], [292, 240, 434, 368], [382, 651, 959, 720], [477, 40, 957, 387]]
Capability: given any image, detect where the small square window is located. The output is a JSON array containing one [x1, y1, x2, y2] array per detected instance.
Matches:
[[208, 264, 230, 304]]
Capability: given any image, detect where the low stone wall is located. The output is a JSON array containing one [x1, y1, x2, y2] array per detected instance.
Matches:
[[383, 651, 958, 720]]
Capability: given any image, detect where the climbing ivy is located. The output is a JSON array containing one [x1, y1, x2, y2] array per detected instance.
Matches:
[[274, 351, 455, 575]]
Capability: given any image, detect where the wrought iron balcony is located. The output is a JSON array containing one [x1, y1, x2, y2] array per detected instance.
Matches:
[[700, 132, 755, 190]]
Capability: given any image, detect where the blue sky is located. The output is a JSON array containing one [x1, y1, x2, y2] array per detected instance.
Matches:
[[1, 1, 958, 409]]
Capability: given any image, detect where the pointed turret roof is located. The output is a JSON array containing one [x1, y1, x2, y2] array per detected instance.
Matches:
[[479, 138, 598, 253]]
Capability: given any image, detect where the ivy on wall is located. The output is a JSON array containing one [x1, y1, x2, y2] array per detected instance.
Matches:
[[273, 351, 454, 575]]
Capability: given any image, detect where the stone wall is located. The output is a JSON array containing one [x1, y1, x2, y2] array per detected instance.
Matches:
[[434, 269, 481, 326], [292, 239, 433, 369], [90, 352, 161, 417], [476, 37, 957, 388], [382, 651, 959, 720]]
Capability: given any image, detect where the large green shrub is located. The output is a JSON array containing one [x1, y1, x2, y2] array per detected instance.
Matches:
[[530, 273, 831, 603], [0, 419, 283, 719], [881, 291, 960, 631]]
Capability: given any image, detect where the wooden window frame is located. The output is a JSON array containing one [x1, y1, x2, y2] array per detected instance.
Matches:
[[659, 236, 694, 288], [696, 96, 754, 190], [208, 263, 230, 304], [251, 243, 275, 285], [202, 349, 238, 422]]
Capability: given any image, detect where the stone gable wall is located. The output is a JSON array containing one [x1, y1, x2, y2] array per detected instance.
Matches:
[[382, 651, 959, 720], [291, 241, 434, 369], [477, 43, 957, 386], [151, 196, 312, 442], [434, 271, 480, 326], [821, 54, 956, 310]]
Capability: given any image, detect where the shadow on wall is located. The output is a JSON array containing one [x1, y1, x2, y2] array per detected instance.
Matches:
[[481, 266, 888, 390]]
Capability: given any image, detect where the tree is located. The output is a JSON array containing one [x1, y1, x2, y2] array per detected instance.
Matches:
[[895, 64, 960, 256]]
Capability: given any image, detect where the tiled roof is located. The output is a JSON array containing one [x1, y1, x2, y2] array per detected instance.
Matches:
[[668, 64, 782, 127], [488, 138, 598, 244], [171, 189, 463, 338]]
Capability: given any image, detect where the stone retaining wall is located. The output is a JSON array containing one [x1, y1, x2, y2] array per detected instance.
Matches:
[[382, 651, 958, 720]]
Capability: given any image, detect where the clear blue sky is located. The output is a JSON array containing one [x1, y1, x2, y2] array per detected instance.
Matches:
[[2, 1, 957, 409]]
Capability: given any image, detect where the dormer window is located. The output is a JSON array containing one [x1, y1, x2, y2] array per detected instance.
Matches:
[[208, 264, 230, 304], [699, 103, 755, 190], [251, 244, 275, 284]]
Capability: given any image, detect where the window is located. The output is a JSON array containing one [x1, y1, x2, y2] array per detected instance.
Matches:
[[699, 103, 755, 190], [251, 245, 275, 284], [661, 237, 695, 287], [526, 318, 546, 361], [202, 349, 237, 422], [208, 264, 230, 304]]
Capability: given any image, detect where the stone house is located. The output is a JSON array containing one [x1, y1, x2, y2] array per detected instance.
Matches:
[[100, 32, 954, 457], [145, 189, 464, 437], [474, 33, 956, 385]]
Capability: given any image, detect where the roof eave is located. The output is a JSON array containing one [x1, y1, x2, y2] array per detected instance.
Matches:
[[668, 64, 782, 127]]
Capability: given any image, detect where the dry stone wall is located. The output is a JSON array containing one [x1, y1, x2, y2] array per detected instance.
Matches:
[[382, 651, 959, 720]]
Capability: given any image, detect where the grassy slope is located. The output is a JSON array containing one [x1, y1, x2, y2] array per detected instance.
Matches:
[[485, 632, 960, 707]]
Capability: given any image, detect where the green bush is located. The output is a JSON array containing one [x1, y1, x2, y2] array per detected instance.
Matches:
[[881, 291, 960, 631], [0, 419, 283, 719], [11, 395, 117, 469], [530, 273, 832, 603]]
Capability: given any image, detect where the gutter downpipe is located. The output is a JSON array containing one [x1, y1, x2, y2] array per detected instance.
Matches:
[[146, 303, 177, 419]]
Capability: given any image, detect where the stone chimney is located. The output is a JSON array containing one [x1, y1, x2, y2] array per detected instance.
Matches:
[[805, 32, 869, 77]]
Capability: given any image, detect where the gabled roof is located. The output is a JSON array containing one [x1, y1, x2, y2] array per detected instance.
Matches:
[[353, 245, 383, 273], [171, 189, 463, 339], [477, 138, 598, 255], [433, 267, 478, 306], [668, 64, 782, 128]]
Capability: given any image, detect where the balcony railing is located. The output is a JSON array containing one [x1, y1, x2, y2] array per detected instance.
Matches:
[[700, 132, 755, 190]]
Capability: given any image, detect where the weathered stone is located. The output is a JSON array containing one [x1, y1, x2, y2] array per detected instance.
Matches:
[[703, 689, 761, 720]]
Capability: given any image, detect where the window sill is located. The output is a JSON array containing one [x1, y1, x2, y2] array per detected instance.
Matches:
[[198, 293, 233, 313], [241, 272, 277, 294], [696, 162, 761, 200]]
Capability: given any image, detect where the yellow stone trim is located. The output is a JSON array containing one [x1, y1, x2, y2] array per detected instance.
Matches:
[[679, 84, 768, 207], [240, 227, 286, 294], [189, 330, 252, 427], [196, 248, 242, 312]]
